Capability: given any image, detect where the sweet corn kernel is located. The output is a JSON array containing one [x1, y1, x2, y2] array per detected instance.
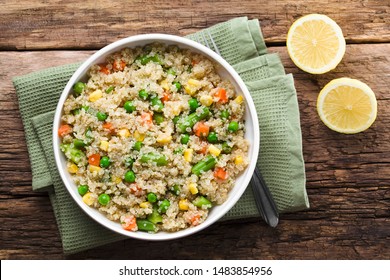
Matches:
[[134, 130, 145, 142], [88, 165, 101, 173], [189, 183, 198, 195], [67, 163, 78, 174], [140, 202, 151, 209], [118, 128, 130, 138], [82, 192, 94, 206], [179, 199, 189, 211], [112, 176, 122, 184], [234, 95, 244, 104], [100, 140, 109, 151], [156, 134, 172, 144], [88, 89, 103, 102], [200, 95, 213, 107], [184, 85, 196, 96], [234, 156, 244, 165], [188, 79, 200, 86], [183, 148, 193, 162], [208, 144, 221, 157], [160, 79, 170, 91], [172, 105, 182, 116]]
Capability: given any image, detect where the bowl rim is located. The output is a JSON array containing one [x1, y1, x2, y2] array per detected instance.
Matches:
[[53, 33, 260, 241]]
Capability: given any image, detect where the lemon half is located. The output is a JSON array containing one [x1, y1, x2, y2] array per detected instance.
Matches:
[[317, 78, 377, 134], [287, 14, 346, 74]]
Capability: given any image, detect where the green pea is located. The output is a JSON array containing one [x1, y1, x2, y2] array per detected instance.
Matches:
[[166, 68, 176, 76], [100, 156, 110, 168], [207, 132, 218, 143], [181, 134, 190, 144], [153, 112, 165, 125], [173, 116, 180, 124], [71, 108, 81, 115], [221, 110, 230, 120], [147, 192, 157, 203], [105, 86, 114, 93], [173, 81, 182, 91], [158, 199, 171, 213], [139, 89, 149, 100], [228, 121, 239, 132], [96, 112, 108, 121], [78, 185, 88, 196], [133, 141, 143, 151], [221, 142, 232, 154], [124, 170, 136, 183], [149, 54, 162, 65], [150, 97, 164, 112], [188, 98, 199, 112], [124, 157, 134, 168], [174, 148, 183, 154], [124, 101, 136, 113], [98, 193, 110, 205], [73, 82, 86, 96], [170, 185, 181, 196], [73, 139, 86, 149]]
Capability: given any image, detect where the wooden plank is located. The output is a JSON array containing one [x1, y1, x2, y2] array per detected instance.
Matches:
[[0, 44, 389, 258], [0, 0, 389, 50]]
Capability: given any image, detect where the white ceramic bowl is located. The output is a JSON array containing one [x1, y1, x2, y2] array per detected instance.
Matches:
[[53, 34, 259, 240]]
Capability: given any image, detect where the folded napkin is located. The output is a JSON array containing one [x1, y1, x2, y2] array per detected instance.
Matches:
[[13, 17, 309, 254]]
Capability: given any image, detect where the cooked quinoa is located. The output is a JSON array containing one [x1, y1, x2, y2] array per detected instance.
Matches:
[[59, 43, 249, 233]]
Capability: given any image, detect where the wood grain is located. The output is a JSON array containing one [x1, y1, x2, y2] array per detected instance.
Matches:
[[0, 0, 389, 50], [1, 43, 389, 259]]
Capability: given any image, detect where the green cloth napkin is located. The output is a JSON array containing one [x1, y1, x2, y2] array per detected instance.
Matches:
[[13, 17, 309, 254]]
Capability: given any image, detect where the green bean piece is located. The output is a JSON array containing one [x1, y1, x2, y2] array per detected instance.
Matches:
[[177, 107, 210, 133], [191, 155, 217, 176], [147, 209, 163, 224], [150, 97, 164, 112], [139, 153, 168, 166], [71, 108, 81, 115], [98, 194, 110, 205], [82, 105, 90, 112], [124, 101, 136, 113], [187, 65, 192, 73], [139, 55, 150, 65], [220, 110, 230, 120], [147, 192, 157, 203], [207, 132, 218, 144], [173, 148, 183, 155], [188, 98, 199, 112], [228, 121, 239, 132], [85, 127, 94, 144], [105, 86, 114, 93], [192, 196, 212, 208], [221, 142, 233, 154], [170, 185, 181, 196], [96, 112, 108, 121], [60, 144, 85, 164], [124, 157, 134, 168], [138, 89, 149, 100], [133, 141, 143, 151], [166, 68, 176, 76], [124, 170, 136, 183], [173, 116, 180, 124], [180, 134, 190, 144], [78, 185, 89, 196], [149, 54, 162, 65], [173, 81, 182, 91], [136, 219, 157, 232], [73, 139, 86, 149], [153, 113, 165, 125], [158, 199, 170, 213], [73, 82, 86, 96]]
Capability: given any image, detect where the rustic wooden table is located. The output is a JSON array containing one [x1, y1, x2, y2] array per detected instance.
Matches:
[[1, 0, 389, 260]]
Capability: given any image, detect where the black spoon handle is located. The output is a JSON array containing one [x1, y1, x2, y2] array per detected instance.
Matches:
[[250, 166, 279, 227]]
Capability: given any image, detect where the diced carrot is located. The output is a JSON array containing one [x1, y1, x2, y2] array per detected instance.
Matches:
[[121, 215, 138, 231], [197, 142, 208, 154], [99, 63, 110, 75], [102, 122, 115, 133], [140, 112, 153, 127], [214, 88, 228, 104], [214, 167, 228, 180], [88, 154, 101, 166], [58, 124, 72, 137], [193, 121, 210, 137], [113, 60, 126, 71], [161, 91, 171, 103], [129, 184, 144, 197], [191, 59, 199, 66], [189, 214, 201, 226]]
